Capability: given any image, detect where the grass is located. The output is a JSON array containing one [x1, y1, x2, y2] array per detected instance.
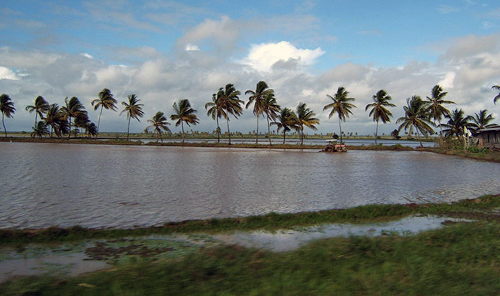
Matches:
[[2, 221, 500, 295]]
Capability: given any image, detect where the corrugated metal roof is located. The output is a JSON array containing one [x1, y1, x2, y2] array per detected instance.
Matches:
[[477, 127, 500, 133]]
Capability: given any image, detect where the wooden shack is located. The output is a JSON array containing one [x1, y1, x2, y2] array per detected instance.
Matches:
[[476, 127, 500, 149]]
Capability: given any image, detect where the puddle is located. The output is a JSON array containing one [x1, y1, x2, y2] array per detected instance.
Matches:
[[213, 215, 471, 252], [0, 215, 470, 282]]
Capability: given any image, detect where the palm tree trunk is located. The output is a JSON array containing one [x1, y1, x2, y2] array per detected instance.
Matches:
[[216, 117, 220, 143], [375, 120, 379, 145], [283, 131, 286, 144], [267, 116, 272, 145], [226, 119, 231, 145], [2, 114, 6, 137], [97, 105, 103, 137], [127, 116, 131, 141], [300, 126, 304, 145], [256, 116, 259, 144], [181, 122, 185, 143], [67, 118, 72, 139], [338, 117, 343, 144]]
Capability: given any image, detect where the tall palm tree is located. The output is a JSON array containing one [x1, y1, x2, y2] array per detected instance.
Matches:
[[271, 107, 298, 144], [396, 96, 435, 146], [44, 103, 68, 138], [493, 85, 500, 104], [245, 81, 274, 143], [261, 93, 280, 145], [469, 109, 498, 133], [424, 85, 455, 135], [205, 93, 223, 143], [216, 84, 243, 145], [324, 87, 356, 144], [170, 99, 199, 143], [296, 102, 320, 145], [91, 88, 117, 136], [61, 96, 87, 139], [31, 121, 49, 138], [440, 108, 473, 138], [0, 94, 16, 137], [25, 96, 49, 129], [146, 111, 171, 142], [365, 90, 395, 144], [120, 94, 144, 141]]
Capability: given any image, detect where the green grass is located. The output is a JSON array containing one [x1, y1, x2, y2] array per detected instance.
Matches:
[[2, 221, 500, 295]]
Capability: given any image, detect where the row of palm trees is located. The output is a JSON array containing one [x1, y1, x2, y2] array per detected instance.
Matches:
[[1, 83, 499, 144]]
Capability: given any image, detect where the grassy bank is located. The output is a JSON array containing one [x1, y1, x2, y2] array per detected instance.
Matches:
[[2, 194, 500, 246], [2, 198, 500, 295]]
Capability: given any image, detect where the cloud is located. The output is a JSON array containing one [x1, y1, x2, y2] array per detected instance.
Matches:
[[438, 5, 460, 14], [242, 41, 325, 72], [0, 66, 20, 80]]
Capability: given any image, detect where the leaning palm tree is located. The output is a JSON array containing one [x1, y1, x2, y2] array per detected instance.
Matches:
[[296, 102, 320, 145], [271, 107, 298, 144], [170, 99, 199, 143], [324, 87, 356, 144], [365, 90, 395, 144], [145, 111, 171, 142], [120, 94, 144, 141], [31, 121, 49, 138], [440, 108, 473, 138], [85, 122, 98, 138], [469, 109, 498, 133], [261, 93, 280, 145], [44, 103, 68, 138], [91, 88, 117, 136], [25, 96, 49, 129], [424, 85, 455, 135], [205, 93, 223, 143], [216, 84, 243, 145], [493, 85, 500, 104], [245, 81, 274, 143], [396, 96, 435, 146], [61, 96, 87, 139], [0, 94, 16, 137]]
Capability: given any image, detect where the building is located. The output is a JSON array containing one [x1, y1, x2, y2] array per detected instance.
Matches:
[[476, 127, 500, 149]]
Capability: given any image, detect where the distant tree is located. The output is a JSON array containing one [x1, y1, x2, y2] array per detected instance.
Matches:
[[61, 97, 87, 139], [441, 108, 472, 138], [245, 81, 274, 144], [424, 85, 455, 135], [390, 129, 401, 140], [170, 99, 199, 143], [324, 87, 356, 144], [85, 122, 98, 138], [91, 88, 117, 136], [146, 111, 171, 142], [261, 93, 280, 145], [493, 85, 500, 104], [296, 102, 320, 145], [271, 107, 298, 144], [365, 90, 395, 144], [396, 96, 435, 146], [469, 109, 498, 133], [120, 94, 144, 141], [44, 103, 68, 138], [216, 84, 243, 145], [205, 93, 223, 143], [25, 96, 49, 130], [0, 94, 16, 137], [31, 121, 49, 138]]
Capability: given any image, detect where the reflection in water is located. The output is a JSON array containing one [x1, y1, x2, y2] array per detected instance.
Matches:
[[0, 142, 499, 229]]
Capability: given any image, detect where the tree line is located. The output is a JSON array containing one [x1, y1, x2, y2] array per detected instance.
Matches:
[[0, 82, 499, 145]]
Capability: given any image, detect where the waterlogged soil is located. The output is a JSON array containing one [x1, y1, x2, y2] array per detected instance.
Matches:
[[0, 215, 472, 283]]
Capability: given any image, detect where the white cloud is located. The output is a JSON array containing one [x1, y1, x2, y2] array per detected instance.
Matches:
[[242, 41, 325, 72], [185, 44, 200, 51], [0, 66, 20, 80]]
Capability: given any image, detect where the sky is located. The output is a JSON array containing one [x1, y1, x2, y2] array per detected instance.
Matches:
[[1, 0, 500, 136]]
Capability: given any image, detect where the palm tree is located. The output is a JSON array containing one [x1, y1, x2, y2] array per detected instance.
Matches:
[[146, 111, 171, 142], [91, 88, 117, 136], [396, 96, 435, 146], [365, 90, 395, 144], [493, 85, 500, 104], [440, 109, 473, 138], [271, 107, 298, 144], [205, 93, 223, 143], [61, 97, 87, 139], [85, 122, 98, 138], [324, 87, 356, 144], [44, 103, 68, 138], [25, 96, 49, 129], [0, 94, 16, 137], [245, 81, 274, 143], [31, 121, 49, 138], [120, 94, 144, 141], [469, 109, 498, 133], [424, 85, 455, 135], [261, 93, 280, 145], [296, 102, 320, 145], [215, 84, 243, 145], [170, 99, 199, 143]]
